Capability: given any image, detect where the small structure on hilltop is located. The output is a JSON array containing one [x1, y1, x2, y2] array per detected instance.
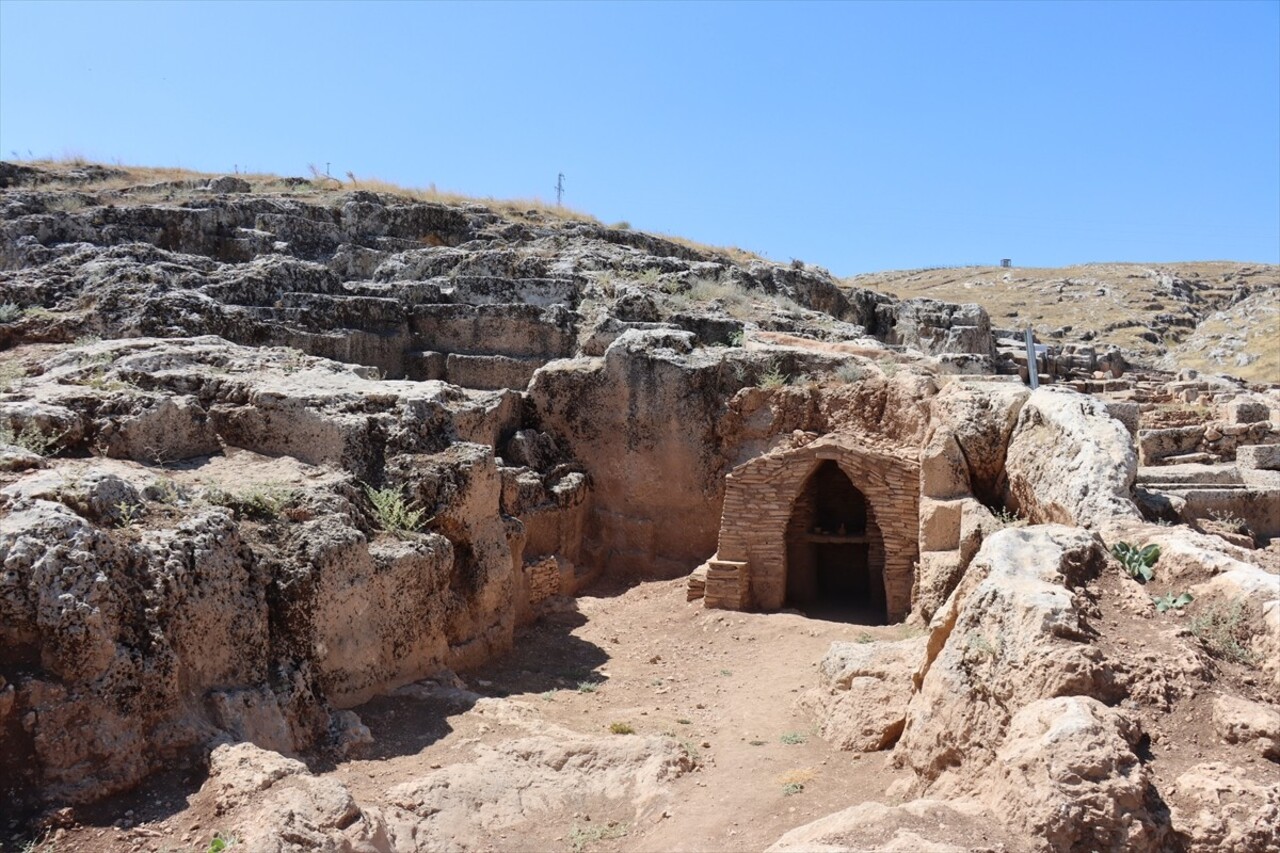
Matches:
[[695, 435, 920, 623]]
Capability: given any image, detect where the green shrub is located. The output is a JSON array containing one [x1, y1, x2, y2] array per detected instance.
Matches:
[[831, 362, 867, 384], [780, 731, 806, 745], [0, 421, 62, 456], [363, 484, 427, 536], [608, 721, 635, 735], [1189, 597, 1257, 664], [1152, 591, 1193, 613], [1111, 542, 1160, 582], [0, 303, 23, 323], [758, 360, 789, 389]]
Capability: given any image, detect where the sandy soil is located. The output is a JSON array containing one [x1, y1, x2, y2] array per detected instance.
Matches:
[[21, 578, 918, 853]]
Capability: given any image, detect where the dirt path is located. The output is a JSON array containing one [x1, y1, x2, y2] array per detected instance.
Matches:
[[337, 578, 910, 852], [28, 578, 911, 853]]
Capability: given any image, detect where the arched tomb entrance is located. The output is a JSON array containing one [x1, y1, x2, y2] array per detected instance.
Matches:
[[703, 435, 918, 622], [784, 460, 887, 622]]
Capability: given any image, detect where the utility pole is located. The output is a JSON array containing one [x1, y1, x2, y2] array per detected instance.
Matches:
[[1024, 327, 1040, 390], [555, 173, 565, 207]]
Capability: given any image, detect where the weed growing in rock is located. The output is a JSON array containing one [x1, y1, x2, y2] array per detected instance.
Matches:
[[0, 361, 24, 392], [1112, 542, 1160, 582], [0, 421, 62, 456], [1189, 597, 1257, 665], [576, 681, 598, 694], [1152, 592, 1194, 613], [0, 302, 23, 323], [758, 360, 789, 389], [206, 834, 237, 853], [363, 484, 427, 536], [608, 721, 635, 735], [115, 500, 142, 529], [782, 781, 805, 796], [1207, 508, 1249, 533], [991, 507, 1027, 528], [568, 821, 628, 853], [207, 483, 298, 521], [855, 631, 875, 644], [831, 362, 867, 384], [780, 731, 807, 745]]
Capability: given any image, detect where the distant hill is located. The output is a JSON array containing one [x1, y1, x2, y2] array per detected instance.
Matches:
[[850, 262, 1279, 382]]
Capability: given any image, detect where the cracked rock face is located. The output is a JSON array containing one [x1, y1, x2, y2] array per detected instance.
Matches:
[[0, 163, 997, 815]]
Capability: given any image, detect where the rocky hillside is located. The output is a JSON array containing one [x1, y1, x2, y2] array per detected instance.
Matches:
[[1, 161, 1278, 853], [855, 262, 1279, 383]]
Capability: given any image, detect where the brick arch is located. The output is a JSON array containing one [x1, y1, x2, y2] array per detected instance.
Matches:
[[711, 436, 919, 621]]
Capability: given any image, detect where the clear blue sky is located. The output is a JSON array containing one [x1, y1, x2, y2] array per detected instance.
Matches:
[[2, 1, 1277, 275]]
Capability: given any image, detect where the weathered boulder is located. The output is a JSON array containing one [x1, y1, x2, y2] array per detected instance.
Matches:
[[802, 636, 926, 752], [1169, 762, 1280, 852], [1212, 694, 1280, 759], [986, 697, 1165, 852], [925, 379, 1029, 505], [895, 525, 1114, 789], [766, 798, 1016, 853], [1005, 387, 1141, 528]]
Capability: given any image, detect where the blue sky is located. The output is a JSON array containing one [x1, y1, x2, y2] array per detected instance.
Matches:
[[1, 0, 1277, 275]]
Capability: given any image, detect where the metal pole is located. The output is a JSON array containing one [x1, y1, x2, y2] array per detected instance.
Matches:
[[1024, 327, 1039, 390], [556, 173, 565, 207]]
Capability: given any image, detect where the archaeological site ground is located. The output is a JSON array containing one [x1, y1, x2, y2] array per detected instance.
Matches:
[[0, 160, 1277, 852]]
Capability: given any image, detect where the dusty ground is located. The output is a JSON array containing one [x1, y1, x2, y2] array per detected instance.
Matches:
[[15, 579, 925, 853]]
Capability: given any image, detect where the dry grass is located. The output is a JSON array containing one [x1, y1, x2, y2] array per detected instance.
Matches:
[[4, 156, 602, 224], [853, 261, 1279, 376], [661, 233, 765, 265]]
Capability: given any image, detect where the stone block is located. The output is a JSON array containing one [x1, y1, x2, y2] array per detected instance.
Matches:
[[1238, 444, 1280, 472], [919, 498, 964, 552], [1104, 401, 1140, 437], [1227, 398, 1271, 425]]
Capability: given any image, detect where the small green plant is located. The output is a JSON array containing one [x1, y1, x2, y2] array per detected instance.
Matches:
[[758, 360, 789, 390], [1207, 508, 1249, 533], [831, 362, 867, 384], [675, 717, 691, 725], [608, 721, 635, 735], [0, 361, 24, 392], [1189, 597, 1257, 664], [569, 821, 628, 853], [206, 483, 297, 521], [0, 421, 63, 456], [727, 330, 745, 347], [0, 302, 23, 323], [1152, 591, 1194, 613], [718, 668, 733, 676], [782, 781, 805, 796], [855, 631, 875, 644], [1111, 542, 1160, 583], [576, 681, 598, 694], [749, 739, 766, 746], [877, 358, 899, 377], [115, 500, 142, 529], [207, 835, 237, 853], [992, 507, 1026, 528], [363, 484, 427, 536], [780, 731, 806, 745]]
